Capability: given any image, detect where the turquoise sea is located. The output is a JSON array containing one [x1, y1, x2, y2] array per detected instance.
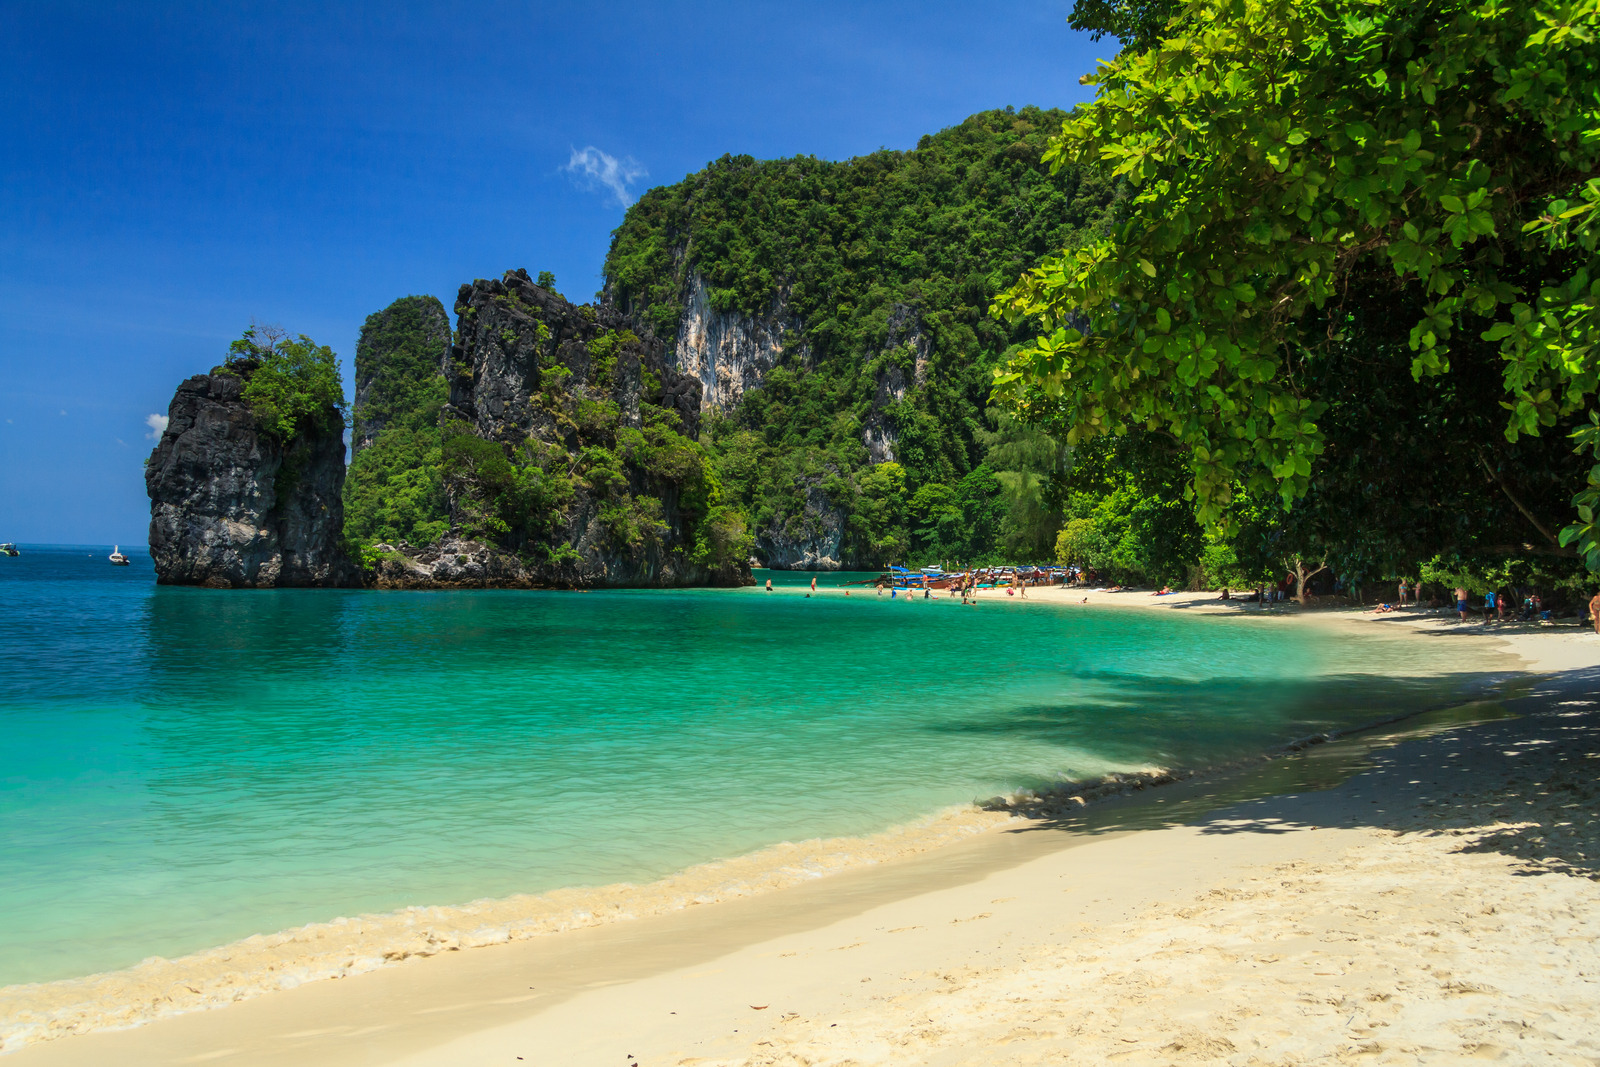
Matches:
[[1, 545, 1490, 990]]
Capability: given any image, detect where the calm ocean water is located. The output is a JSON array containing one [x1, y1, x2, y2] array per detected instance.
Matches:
[[1, 545, 1483, 987]]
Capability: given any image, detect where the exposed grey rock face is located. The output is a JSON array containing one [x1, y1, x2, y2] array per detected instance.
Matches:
[[439, 268, 749, 588], [860, 304, 929, 466], [146, 373, 360, 588], [367, 536, 532, 589], [673, 270, 800, 413], [754, 476, 846, 571]]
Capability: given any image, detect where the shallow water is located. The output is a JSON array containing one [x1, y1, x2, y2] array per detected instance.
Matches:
[[0, 547, 1501, 988]]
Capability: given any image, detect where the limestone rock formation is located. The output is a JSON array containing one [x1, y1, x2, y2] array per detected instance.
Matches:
[[753, 475, 846, 571], [350, 295, 451, 457], [673, 271, 800, 413], [366, 536, 532, 589], [861, 304, 929, 466], [439, 268, 750, 587], [146, 372, 360, 588], [343, 295, 453, 546]]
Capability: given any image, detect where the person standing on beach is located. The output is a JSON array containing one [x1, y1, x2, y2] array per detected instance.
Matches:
[[1455, 586, 1469, 622], [1497, 590, 1508, 623], [1589, 589, 1600, 634], [1398, 578, 1408, 606], [1484, 590, 1496, 624]]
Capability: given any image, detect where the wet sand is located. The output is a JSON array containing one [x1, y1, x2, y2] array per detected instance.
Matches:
[[7, 598, 1599, 1065]]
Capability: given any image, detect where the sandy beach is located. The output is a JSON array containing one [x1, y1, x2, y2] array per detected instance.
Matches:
[[7, 591, 1599, 1066]]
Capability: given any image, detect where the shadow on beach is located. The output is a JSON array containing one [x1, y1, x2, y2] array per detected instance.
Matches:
[[987, 666, 1600, 881], [928, 668, 1513, 770]]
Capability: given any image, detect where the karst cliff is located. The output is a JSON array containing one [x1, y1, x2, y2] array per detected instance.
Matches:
[[361, 269, 752, 588], [601, 108, 1116, 569], [146, 370, 360, 588]]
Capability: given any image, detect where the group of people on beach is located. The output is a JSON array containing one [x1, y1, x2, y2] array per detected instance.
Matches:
[[1366, 578, 1600, 633], [760, 571, 1600, 633], [762, 568, 1051, 605]]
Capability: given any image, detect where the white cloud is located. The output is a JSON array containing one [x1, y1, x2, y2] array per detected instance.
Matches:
[[145, 413, 169, 439], [564, 146, 647, 207]]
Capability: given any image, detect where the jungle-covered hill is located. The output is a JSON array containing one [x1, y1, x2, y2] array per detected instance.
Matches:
[[603, 106, 1122, 567]]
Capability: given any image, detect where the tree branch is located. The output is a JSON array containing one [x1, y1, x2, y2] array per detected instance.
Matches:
[[1475, 447, 1561, 548], [1476, 543, 1578, 559]]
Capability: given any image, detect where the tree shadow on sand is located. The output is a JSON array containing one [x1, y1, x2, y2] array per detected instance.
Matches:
[[960, 666, 1600, 881]]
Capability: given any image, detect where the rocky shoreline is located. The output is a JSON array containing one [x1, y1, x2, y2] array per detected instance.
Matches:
[[364, 534, 749, 590]]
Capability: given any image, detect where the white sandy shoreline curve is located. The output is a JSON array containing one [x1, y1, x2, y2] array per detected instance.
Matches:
[[0, 804, 1018, 1053], [0, 682, 1516, 1053], [0, 594, 1566, 1056]]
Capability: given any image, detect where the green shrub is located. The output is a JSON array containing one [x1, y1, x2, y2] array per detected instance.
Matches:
[[221, 325, 345, 441]]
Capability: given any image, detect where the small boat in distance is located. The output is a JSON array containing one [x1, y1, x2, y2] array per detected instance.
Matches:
[[109, 545, 130, 566], [0, 543, 17, 557]]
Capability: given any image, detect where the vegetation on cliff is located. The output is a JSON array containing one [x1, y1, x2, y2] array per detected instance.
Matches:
[[219, 325, 345, 441], [441, 271, 750, 584], [342, 296, 452, 546], [606, 107, 1120, 567]]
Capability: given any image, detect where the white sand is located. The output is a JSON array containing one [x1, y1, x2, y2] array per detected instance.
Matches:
[[7, 597, 1600, 1066], [385, 660, 1600, 1067]]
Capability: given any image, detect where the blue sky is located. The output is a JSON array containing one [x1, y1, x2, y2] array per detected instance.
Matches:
[[0, 1, 1110, 544]]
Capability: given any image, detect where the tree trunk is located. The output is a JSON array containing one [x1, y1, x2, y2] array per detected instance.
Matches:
[[1287, 556, 1329, 606]]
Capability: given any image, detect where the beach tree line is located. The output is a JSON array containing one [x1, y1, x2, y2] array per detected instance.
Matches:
[[999, 0, 1600, 601]]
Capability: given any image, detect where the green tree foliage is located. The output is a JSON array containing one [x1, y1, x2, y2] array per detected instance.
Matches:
[[220, 325, 344, 441], [973, 410, 1072, 558], [1067, 0, 1182, 50], [1564, 414, 1600, 569], [606, 107, 1122, 565], [1226, 287, 1591, 589], [995, 0, 1600, 572], [343, 296, 452, 545], [1052, 433, 1203, 585]]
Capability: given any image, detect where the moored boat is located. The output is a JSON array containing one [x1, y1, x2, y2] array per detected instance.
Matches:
[[109, 545, 131, 566]]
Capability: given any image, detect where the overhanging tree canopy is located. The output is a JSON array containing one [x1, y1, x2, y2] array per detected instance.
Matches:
[[993, 0, 1600, 568]]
